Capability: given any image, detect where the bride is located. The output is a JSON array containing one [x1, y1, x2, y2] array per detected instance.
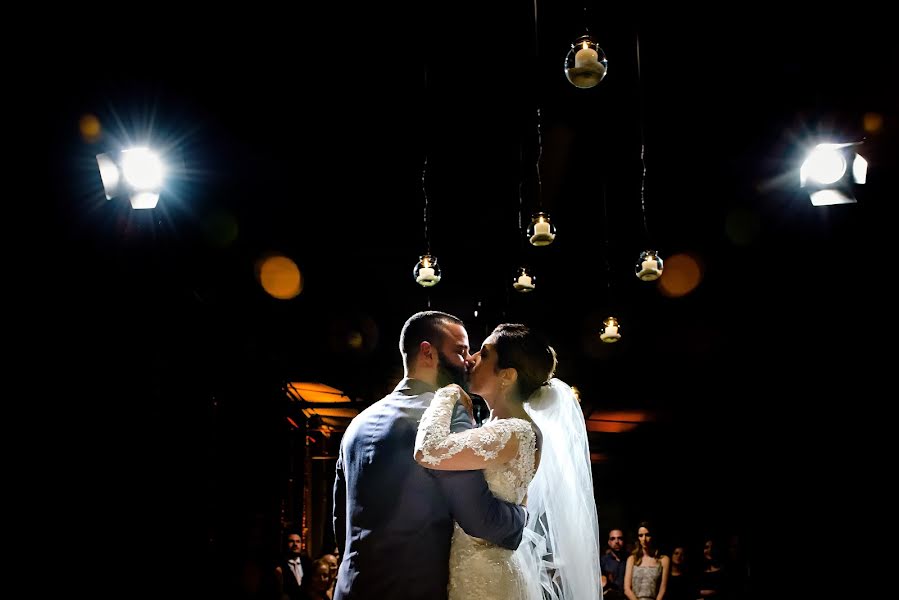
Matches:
[[414, 323, 601, 600]]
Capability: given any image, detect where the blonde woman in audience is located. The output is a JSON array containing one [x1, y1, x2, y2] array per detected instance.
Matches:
[[624, 521, 670, 600], [302, 558, 334, 600]]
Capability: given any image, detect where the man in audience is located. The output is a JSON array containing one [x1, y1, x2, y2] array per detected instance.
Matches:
[[600, 528, 627, 600], [275, 530, 312, 600]]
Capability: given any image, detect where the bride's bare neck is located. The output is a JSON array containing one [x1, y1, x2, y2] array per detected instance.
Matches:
[[485, 394, 530, 421]]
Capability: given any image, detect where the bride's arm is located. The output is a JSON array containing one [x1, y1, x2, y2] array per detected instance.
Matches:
[[414, 384, 521, 470]]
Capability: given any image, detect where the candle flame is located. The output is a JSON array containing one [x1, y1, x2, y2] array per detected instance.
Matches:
[[582, 41, 589, 50]]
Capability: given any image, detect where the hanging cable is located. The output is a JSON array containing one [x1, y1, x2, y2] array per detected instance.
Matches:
[[636, 31, 650, 240], [422, 156, 430, 255]]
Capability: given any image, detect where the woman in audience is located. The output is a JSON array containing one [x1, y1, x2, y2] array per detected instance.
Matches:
[[624, 521, 670, 600], [665, 545, 696, 600], [696, 538, 726, 598]]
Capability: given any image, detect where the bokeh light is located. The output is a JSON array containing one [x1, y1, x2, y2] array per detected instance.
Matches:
[[863, 112, 883, 134], [257, 255, 303, 300], [79, 114, 102, 142], [658, 253, 702, 297]]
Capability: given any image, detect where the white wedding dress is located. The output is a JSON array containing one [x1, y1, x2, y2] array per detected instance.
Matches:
[[415, 380, 602, 600], [415, 386, 540, 599]]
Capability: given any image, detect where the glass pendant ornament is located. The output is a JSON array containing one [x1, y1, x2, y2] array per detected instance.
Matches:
[[413, 254, 441, 287], [635, 250, 664, 281], [564, 34, 608, 89], [600, 316, 621, 343], [513, 266, 536, 292], [527, 212, 557, 247]]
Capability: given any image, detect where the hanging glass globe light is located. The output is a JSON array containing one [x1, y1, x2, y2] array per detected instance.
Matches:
[[512, 267, 536, 293], [413, 254, 441, 287], [599, 316, 621, 343], [635, 250, 664, 281], [564, 34, 608, 89], [526, 212, 556, 247]]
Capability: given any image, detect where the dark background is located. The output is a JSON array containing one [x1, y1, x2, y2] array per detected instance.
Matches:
[[31, 7, 896, 596]]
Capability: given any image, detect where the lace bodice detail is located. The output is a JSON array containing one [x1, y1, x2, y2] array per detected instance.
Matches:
[[414, 386, 537, 504], [480, 422, 536, 503]]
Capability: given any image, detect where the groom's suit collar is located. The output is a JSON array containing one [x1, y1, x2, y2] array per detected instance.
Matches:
[[394, 377, 437, 396]]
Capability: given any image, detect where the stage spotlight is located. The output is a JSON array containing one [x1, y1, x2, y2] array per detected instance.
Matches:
[[96, 146, 167, 209], [800, 142, 867, 206]]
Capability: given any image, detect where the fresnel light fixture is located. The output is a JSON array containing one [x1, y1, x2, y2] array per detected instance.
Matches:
[[800, 141, 867, 206], [96, 146, 166, 209]]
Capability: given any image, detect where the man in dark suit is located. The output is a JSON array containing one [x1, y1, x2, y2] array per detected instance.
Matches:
[[333, 311, 527, 600], [275, 529, 313, 600]]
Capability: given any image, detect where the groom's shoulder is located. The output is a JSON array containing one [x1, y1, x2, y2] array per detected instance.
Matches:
[[351, 389, 433, 422], [375, 390, 433, 415]]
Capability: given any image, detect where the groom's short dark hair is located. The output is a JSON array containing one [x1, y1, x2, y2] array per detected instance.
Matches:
[[400, 311, 463, 365]]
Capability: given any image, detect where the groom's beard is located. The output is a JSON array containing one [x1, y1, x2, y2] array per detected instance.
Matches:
[[435, 349, 469, 392]]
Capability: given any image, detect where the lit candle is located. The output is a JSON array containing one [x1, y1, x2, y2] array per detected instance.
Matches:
[[534, 221, 551, 237], [417, 267, 435, 282], [600, 321, 620, 342], [517, 274, 533, 288], [638, 257, 662, 281], [574, 45, 599, 69]]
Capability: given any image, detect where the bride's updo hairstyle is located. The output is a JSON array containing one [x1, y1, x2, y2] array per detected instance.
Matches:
[[491, 323, 557, 401]]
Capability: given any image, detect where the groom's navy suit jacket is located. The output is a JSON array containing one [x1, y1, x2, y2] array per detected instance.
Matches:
[[333, 378, 526, 600]]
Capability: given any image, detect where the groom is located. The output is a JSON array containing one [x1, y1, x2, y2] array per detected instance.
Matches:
[[333, 311, 527, 599]]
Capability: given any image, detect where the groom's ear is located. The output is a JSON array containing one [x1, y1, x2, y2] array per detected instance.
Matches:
[[419, 341, 435, 364]]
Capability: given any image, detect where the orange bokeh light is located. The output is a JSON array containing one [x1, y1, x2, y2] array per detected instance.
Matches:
[[79, 114, 102, 142], [258, 255, 302, 299], [658, 253, 702, 297]]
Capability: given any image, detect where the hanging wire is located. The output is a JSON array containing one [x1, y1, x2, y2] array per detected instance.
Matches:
[[535, 108, 544, 209], [421, 61, 434, 306], [518, 179, 524, 233], [532, 2, 545, 212], [422, 156, 430, 254], [421, 62, 431, 255], [636, 30, 650, 240], [518, 142, 526, 243]]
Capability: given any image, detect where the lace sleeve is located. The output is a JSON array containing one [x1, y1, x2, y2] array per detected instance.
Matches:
[[414, 386, 523, 471]]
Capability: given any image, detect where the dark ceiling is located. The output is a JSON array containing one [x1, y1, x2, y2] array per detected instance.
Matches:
[[47, 12, 893, 396], [38, 8, 894, 584]]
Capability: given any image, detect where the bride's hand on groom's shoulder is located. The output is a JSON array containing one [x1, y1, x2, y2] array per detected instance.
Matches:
[[442, 384, 474, 424]]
